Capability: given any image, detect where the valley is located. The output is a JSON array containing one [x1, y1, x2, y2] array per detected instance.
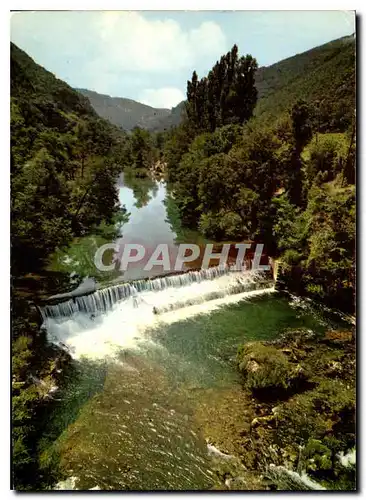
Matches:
[[11, 23, 356, 492]]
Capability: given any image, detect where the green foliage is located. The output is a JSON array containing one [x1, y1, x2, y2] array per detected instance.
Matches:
[[303, 439, 332, 473], [11, 42, 128, 490], [165, 36, 355, 315], [186, 46, 258, 133], [303, 133, 349, 184], [274, 378, 355, 469], [291, 100, 313, 152], [169, 117, 285, 243], [272, 194, 304, 254], [11, 35, 356, 489], [11, 43, 126, 274], [164, 121, 195, 179], [11, 295, 71, 490], [306, 183, 355, 268], [274, 179, 355, 310], [163, 192, 209, 244], [236, 327, 355, 490], [12, 335, 33, 379], [127, 127, 156, 173]]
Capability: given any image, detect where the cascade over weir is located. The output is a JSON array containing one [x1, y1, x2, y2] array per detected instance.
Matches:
[[40, 265, 274, 321]]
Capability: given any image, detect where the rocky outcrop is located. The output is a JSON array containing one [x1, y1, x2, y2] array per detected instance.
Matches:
[[232, 327, 356, 490]]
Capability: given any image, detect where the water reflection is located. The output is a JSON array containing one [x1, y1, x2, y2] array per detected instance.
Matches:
[[121, 169, 158, 208], [47, 170, 203, 289]]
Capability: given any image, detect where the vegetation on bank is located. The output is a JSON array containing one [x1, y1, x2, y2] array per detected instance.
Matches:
[[234, 327, 356, 490], [11, 43, 126, 489], [163, 38, 355, 313], [11, 41, 170, 489], [159, 39, 356, 489]]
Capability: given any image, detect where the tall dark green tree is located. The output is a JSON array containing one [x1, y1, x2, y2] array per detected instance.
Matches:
[[288, 100, 313, 206], [185, 45, 258, 133]]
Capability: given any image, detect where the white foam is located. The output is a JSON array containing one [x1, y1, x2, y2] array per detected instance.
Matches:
[[338, 448, 356, 467], [54, 476, 78, 490], [207, 443, 234, 460], [155, 287, 275, 325], [43, 271, 274, 361]]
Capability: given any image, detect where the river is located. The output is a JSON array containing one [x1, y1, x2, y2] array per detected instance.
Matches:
[[38, 173, 348, 491]]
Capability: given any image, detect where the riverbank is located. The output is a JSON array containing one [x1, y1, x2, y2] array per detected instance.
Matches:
[[194, 322, 356, 490]]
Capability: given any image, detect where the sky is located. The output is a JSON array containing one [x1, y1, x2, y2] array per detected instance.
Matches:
[[10, 10, 355, 109]]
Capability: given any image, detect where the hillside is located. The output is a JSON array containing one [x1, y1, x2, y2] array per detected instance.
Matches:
[[11, 41, 130, 489], [12, 45, 102, 122], [164, 39, 355, 311], [254, 34, 355, 130], [76, 88, 181, 132], [147, 100, 186, 132], [11, 42, 124, 273]]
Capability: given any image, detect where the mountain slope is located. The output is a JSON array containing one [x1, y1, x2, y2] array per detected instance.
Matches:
[[254, 34, 355, 130], [76, 88, 176, 131], [12, 45, 98, 121], [11, 41, 128, 491], [11, 42, 124, 273], [147, 100, 186, 132]]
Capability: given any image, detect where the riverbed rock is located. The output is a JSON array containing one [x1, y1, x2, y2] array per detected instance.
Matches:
[[237, 343, 293, 392], [234, 326, 355, 490]]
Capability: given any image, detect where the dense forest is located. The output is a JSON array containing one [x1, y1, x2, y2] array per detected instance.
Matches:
[[11, 33, 356, 490], [11, 44, 130, 274], [163, 37, 356, 313]]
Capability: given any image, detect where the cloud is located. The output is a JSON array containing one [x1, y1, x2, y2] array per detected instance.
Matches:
[[10, 11, 227, 98], [139, 88, 185, 109], [94, 12, 226, 72]]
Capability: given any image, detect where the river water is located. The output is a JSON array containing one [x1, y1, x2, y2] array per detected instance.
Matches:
[[40, 174, 347, 491]]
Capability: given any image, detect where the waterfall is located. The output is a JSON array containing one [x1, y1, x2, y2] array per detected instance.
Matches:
[[153, 273, 271, 315], [40, 265, 264, 320], [40, 266, 274, 360]]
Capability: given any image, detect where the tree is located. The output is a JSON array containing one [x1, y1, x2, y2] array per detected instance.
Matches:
[[288, 100, 313, 206], [185, 45, 258, 133]]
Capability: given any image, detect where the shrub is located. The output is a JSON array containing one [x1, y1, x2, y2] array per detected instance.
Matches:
[[276, 379, 355, 448]]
